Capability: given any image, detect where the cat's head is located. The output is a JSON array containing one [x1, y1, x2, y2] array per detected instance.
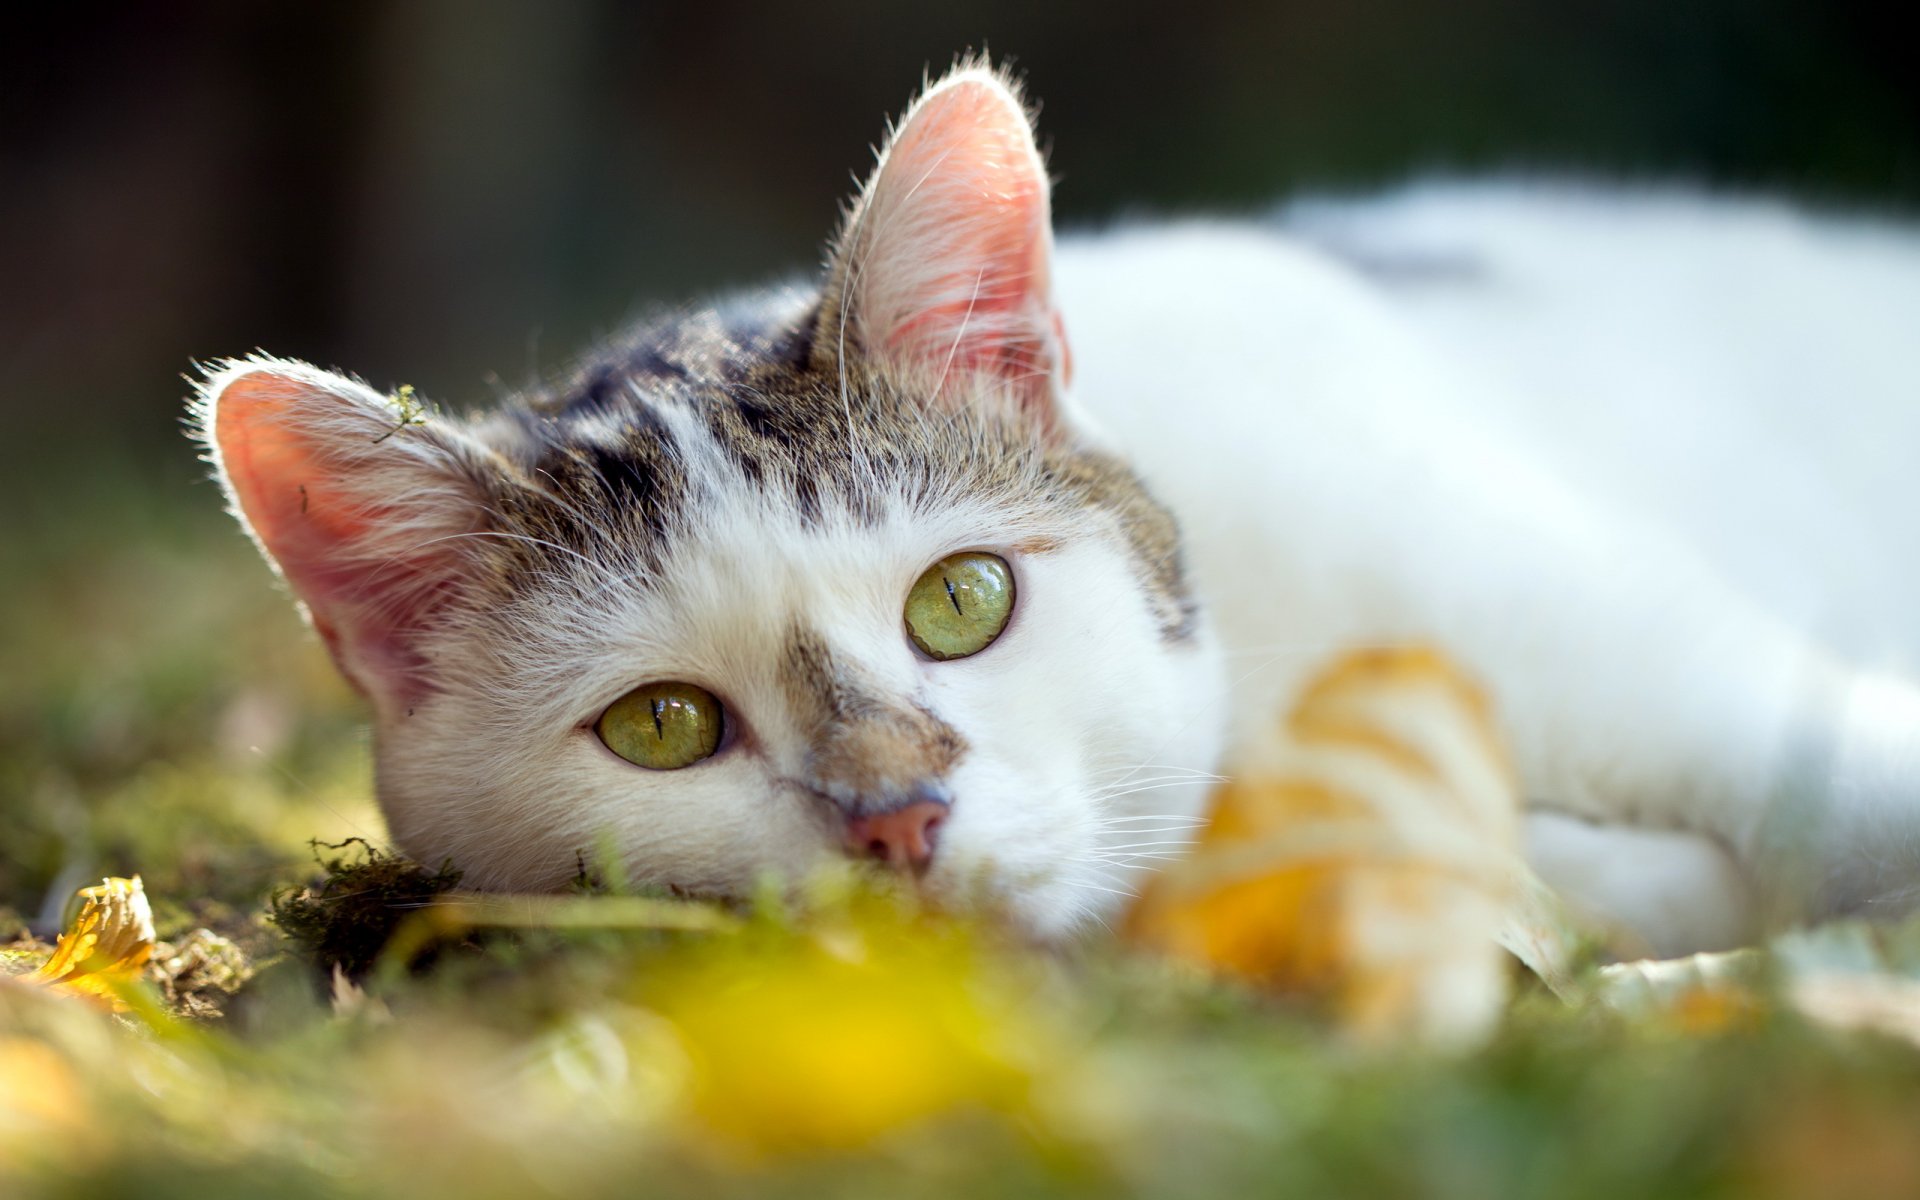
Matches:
[[193, 64, 1225, 937]]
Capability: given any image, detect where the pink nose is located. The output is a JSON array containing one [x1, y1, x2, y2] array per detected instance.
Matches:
[[844, 800, 947, 873]]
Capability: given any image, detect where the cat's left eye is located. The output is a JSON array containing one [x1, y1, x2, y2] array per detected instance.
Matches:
[[595, 682, 724, 770], [905, 552, 1015, 660]]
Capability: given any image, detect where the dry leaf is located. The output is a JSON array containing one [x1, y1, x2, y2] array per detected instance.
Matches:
[[1127, 646, 1522, 1046], [330, 963, 391, 1024], [27, 876, 155, 1012]]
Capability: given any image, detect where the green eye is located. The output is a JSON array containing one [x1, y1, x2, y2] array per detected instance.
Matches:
[[905, 552, 1015, 661], [595, 682, 724, 770]]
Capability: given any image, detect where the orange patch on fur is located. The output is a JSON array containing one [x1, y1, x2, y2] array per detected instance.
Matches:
[[1126, 645, 1522, 1047]]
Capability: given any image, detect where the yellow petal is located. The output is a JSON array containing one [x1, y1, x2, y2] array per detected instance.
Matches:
[[27, 876, 155, 1012], [1127, 646, 1521, 1046]]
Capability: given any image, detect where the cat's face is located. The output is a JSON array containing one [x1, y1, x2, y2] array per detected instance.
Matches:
[[195, 66, 1226, 937]]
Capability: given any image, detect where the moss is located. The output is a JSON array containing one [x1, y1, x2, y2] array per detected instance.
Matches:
[[267, 838, 466, 981], [150, 928, 257, 1020], [371, 383, 427, 443]]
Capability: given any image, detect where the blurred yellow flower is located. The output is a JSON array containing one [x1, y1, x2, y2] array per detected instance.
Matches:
[[1127, 646, 1521, 1047], [649, 907, 1035, 1155]]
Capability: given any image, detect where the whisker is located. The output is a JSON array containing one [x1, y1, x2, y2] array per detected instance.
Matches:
[[1095, 780, 1219, 803], [1092, 763, 1222, 778], [1092, 770, 1225, 789], [1068, 858, 1170, 874], [1062, 881, 1140, 900]]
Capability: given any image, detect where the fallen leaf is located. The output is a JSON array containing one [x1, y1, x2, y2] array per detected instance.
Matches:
[[1127, 646, 1522, 1046], [27, 876, 155, 1012]]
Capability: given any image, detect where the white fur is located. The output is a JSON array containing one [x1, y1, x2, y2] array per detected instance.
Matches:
[[1057, 182, 1920, 949]]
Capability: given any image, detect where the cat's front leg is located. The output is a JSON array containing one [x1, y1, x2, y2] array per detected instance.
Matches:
[[1335, 442, 1920, 944], [1523, 812, 1754, 956], [1475, 527, 1920, 940], [1524, 666, 1920, 953]]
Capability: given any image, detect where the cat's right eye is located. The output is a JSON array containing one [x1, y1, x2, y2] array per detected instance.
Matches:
[[595, 682, 724, 770]]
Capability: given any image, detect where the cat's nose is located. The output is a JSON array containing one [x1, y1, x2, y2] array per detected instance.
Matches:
[[843, 792, 949, 874]]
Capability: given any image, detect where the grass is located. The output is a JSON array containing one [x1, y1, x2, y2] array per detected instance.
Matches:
[[6, 451, 1920, 1199]]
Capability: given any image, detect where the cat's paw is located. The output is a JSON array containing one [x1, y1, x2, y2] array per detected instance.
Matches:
[[1125, 645, 1521, 1047]]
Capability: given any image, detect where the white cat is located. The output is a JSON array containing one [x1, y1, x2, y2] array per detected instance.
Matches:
[[196, 65, 1920, 955]]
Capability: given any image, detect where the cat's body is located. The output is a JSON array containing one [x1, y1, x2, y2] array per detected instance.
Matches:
[[1060, 189, 1920, 952], [198, 67, 1920, 955]]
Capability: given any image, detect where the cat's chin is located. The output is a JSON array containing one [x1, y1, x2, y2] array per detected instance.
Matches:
[[900, 863, 1130, 945]]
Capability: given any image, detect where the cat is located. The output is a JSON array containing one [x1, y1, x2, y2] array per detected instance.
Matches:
[[193, 62, 1920, 955]]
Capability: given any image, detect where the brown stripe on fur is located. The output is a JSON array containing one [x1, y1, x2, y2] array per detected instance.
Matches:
[[455, 283, 1200, 643], [782, 625, 968, 813], [1043, 442, 1201, 643], [1012, 535, 1065, 556]]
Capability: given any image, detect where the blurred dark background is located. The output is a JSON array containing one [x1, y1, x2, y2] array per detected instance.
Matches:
[[1, 0, 1917, 903], [4, 0, 1916, 483]]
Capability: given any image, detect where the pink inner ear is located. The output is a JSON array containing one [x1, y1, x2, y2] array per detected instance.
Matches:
[[215, 370, 468, 710], [852, 76, 1066, 406]]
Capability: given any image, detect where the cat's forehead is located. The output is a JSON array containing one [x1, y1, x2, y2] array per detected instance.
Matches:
[[484, 304, 1042, 552], [499, 373, 1061, 598], [465, 297, 1199, 654]]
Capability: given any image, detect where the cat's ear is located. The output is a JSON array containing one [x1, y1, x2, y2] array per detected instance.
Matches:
[[818, 64, 1071, 422], [193, 357, 495, 716]]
